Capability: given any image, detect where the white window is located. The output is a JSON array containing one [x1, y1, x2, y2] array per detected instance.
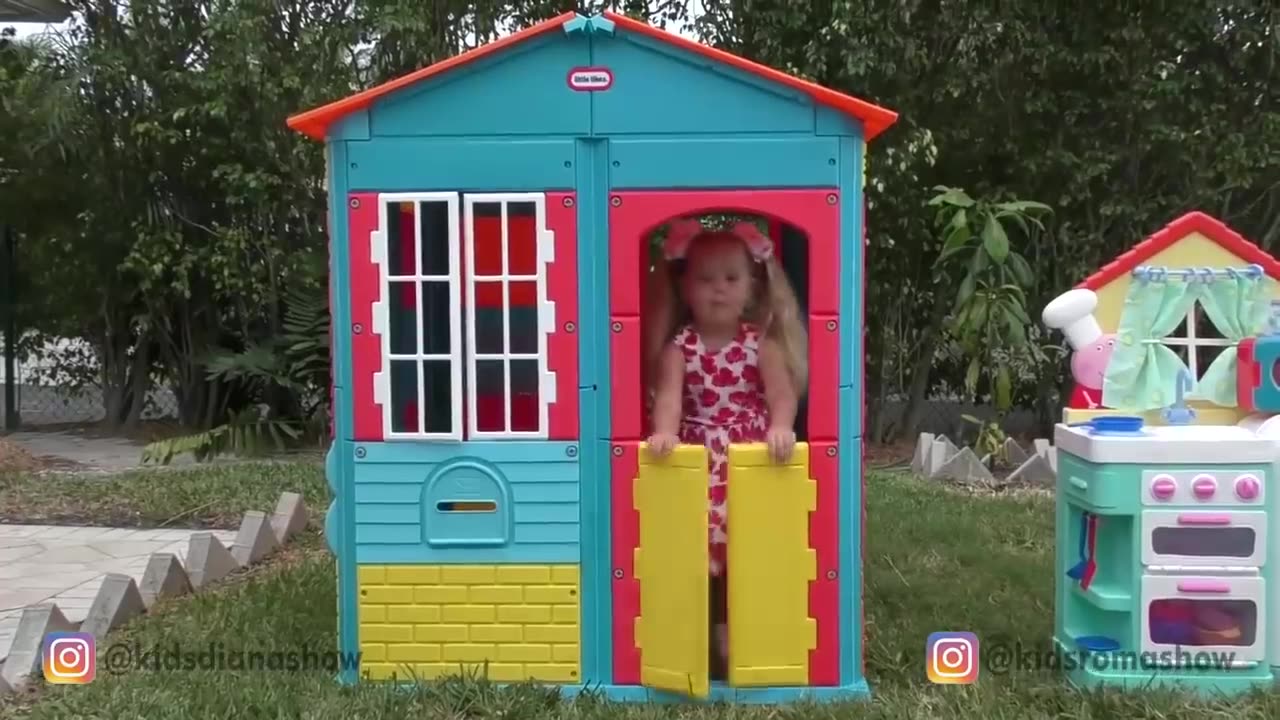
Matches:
[[371, 193, 463, 439], [463, 194, 557, 439], [368, 192, 556, 441], [1162, 304, 1231, 381]]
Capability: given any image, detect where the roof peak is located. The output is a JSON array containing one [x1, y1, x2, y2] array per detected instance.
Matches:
[[287, 11, 897, 142]]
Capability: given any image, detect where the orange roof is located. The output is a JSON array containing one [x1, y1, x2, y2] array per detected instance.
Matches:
[[287, 11, 898, 142], [1078, 211, 1280, 290]]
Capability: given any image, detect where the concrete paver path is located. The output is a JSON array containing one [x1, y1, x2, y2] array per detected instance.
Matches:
[[0, 524, 238, 662]]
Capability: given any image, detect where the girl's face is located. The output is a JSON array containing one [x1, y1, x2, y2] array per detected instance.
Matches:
[[681, 236, 754, 330]]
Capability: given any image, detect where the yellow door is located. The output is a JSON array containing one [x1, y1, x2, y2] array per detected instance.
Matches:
[[725, 443, 817, 686], [634, 443, 710, 698]]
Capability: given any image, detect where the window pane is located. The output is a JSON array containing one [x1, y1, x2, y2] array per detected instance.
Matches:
[[475, 359, 506, 432], [387, 202, 415, 276], [1170, 315, 1189, 338], [388, 281, 417, 355], [389, 360, 418, 433], [472, 202, 503, 276], [509, 300, 539, 355], [1197, 345, 1225, 379], [508, 202, 538, 276], [419, 201, 451, 276], [422, 281, 450, 355], [474, 282, 505, 354], [423, 360, 452, 434], [1194, 305, 1226, 340], [510, 359, 540, 432]]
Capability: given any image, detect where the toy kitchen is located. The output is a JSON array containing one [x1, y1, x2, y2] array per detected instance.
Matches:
[[1041, 214, 1280, 696]]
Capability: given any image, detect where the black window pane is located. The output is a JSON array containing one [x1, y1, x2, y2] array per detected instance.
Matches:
[[423, 360, 452, 434], [389, 360, 418, 433], [422, 281, 450, 355], [420, 201, 451, 276], [388, 281, 417, 355]]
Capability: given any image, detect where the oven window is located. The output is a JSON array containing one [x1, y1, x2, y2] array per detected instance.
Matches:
[[1150, 527, 1255, 557], [1149, 598, 1257, 647]]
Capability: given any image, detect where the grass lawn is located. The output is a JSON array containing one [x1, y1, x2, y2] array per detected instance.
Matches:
[[0, 462, 328, 529], [3, 469, 1279, 718]]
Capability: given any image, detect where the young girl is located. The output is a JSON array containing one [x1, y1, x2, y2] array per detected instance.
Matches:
[[644, 216, 808, 677]]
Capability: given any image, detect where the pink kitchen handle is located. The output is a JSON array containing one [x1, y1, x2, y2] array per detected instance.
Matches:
[[1177, 514, 1232, 525], [1177, 580, 1231, 593]]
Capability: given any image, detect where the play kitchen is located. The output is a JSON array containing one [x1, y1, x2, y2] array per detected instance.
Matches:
[[1053, 414, 1276, 694]]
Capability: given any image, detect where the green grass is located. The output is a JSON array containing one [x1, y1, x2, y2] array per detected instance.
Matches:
[[0, 462, 327, 529], [4, 470, 1279, 718]]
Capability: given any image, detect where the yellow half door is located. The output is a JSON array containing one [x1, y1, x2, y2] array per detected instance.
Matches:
[[726, 443, 817, 686], [634, 443, 710, 698]]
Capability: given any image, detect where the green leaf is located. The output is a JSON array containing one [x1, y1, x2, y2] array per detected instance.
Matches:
[[994, 365, 1012, 411], [965, 356, 981, 395], [1008, 253, 1035, 287], [981, 212, 1010, 263], [995, 200, 1052, 214], [954, 273, 977, 312]]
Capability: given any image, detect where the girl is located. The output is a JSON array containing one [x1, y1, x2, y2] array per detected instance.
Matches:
[[644, 216, 808, 677]]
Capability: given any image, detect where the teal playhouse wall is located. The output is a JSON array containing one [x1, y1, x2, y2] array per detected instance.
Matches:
[[291, 10, 898, 703]]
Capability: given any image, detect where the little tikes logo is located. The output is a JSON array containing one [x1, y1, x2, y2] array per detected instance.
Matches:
[[567, 66, 614, 91]]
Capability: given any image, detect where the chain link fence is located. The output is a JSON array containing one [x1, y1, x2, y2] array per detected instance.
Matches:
[[1, 339, 179, 430]]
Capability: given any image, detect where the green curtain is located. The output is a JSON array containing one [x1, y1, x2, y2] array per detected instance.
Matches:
[[1101, 278, 1199, 410], [1191, 274, 1276, 405]]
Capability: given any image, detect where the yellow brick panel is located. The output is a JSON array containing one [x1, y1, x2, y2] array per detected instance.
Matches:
[[388, 605, 441, 623], [496, 565, 551, 584], [498, 605, 552, 623], [358, 564, 581, 684]]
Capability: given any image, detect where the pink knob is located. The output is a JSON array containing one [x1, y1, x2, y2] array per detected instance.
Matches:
[[1150, 475, 1177, 500], [1235, 475, 1261, 500], [1192, 475, 1218, 500]]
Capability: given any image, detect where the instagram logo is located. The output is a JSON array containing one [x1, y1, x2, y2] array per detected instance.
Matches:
[[926, 631, 978, 684], [42, 632, 95, 684]]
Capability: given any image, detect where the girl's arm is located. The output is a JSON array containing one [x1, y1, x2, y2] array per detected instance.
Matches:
[[650, 343, 685, 436], [759, 337, 797, 431]]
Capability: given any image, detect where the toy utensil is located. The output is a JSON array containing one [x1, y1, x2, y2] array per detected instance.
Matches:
[[1066, 511, 1088, 580], [1080, 513, 1099, 590]]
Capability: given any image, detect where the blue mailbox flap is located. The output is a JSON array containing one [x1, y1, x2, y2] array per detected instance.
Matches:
[[421, 459, 513, 547]]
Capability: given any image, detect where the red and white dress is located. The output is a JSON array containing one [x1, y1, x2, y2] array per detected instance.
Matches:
[[674, 323, 771, 576]]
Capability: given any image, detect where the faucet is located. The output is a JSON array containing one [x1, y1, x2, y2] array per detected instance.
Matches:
[[1162, 368, 1197, 425]]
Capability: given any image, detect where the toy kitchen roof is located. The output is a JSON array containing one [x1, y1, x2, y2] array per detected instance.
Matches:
[[1077, 211, 1280, 290], [286, 11, 899, 143]]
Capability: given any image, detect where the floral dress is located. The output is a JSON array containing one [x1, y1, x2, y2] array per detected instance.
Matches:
[[674, 323, 770, 576]]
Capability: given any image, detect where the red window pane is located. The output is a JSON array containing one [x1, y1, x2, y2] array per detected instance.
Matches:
[[475, 359, 506, 432], [508, 202, 538, 275], [472, 204, 503, 276], [510, 359, 540, 432]]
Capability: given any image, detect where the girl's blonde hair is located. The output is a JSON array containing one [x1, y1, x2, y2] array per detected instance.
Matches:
[[653, 229, 809, 394]]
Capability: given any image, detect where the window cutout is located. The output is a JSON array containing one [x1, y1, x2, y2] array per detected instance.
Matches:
[[421, 281, 451, 355], [1151, 526, 1255, 557], [1196, 305, 1226, 340], [508, 202, 538, 275], [420, 201, 451, 276], [510, 359, 540, 432], [509, 282, 539, 354], [475, 359, 506, 432], [474, 284, 505, 355], [436, 500, 498, 512], [1149, 598, 1257, 647], [423, 360, 452, 434], [388, 281, 417, 354], [387, 202, 415, 277], [1198, 345, 1226, 379], [390, 360, 419, 433], [473, 203, 503, 276]]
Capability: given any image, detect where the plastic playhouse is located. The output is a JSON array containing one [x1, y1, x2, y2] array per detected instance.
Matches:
[[1042, 211, 1280, 694], [287, 11, 897, 703]]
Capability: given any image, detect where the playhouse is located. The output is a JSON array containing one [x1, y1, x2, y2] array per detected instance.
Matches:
[[1041, 212, 1280, 694], [288, 11, 897, 702]]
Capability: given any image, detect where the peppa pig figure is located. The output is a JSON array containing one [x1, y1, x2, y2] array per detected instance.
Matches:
[[1043, 289, 1115, 410]]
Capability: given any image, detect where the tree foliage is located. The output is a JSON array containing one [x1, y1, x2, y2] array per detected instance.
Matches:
[[2, 0, 1276, 451]]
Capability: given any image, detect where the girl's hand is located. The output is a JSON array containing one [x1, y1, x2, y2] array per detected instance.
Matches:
[[766, 426, 796, 463], [647, 433, 681, 456]]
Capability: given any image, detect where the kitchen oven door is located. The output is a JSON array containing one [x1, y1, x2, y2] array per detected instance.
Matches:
[[1141, 510, 1266, 568], [1140, 574, 1265, 666]]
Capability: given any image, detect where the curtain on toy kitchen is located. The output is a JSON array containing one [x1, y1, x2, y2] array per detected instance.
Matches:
[[1191, 272, 1275, 406], [1102, 274, 1199, 410]]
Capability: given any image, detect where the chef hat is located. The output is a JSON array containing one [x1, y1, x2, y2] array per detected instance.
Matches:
[[1042, 288, 1104, 350]]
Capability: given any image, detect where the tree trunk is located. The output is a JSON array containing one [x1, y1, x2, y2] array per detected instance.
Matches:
[[892, 289, 950, 441]]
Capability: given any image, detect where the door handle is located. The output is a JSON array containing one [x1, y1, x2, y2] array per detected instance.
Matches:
[[1069, 477, 1088, 491], [1177, 514, 1232, 525], [1176, 580, 1231, 593]]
